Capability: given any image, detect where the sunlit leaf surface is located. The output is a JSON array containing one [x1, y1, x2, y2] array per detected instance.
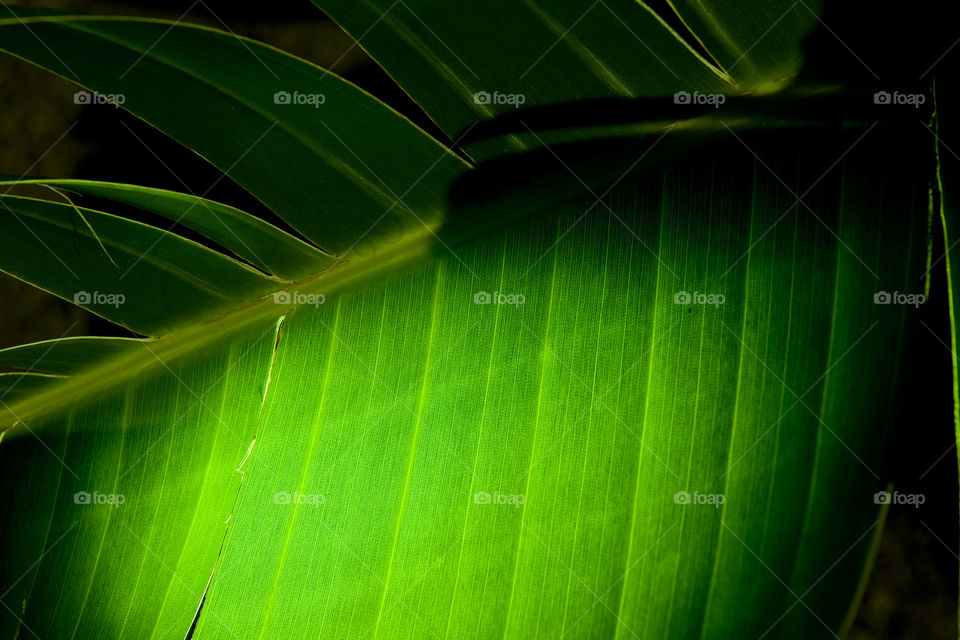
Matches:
[[0, 129, 926, 639]]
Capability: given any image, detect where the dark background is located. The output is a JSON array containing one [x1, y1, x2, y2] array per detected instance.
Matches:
[[0, 1, 957, 637]]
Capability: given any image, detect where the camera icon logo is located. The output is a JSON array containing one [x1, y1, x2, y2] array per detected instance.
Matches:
[[473, 91, 491, 105], [474, 291, 492, 305], [873, 91, 891, 105], [274, 491, 291, 505], [74, 291, 92, 305], [673, 91, 691, 105], [73, 91, 92, 105], [674, 291, 692, 305], [273, 291, 292, 304], [873, 491, 891, 504], [874, 291, 891, 304], [674, 491, 691, 504], [74, 491, 91, 504], [273, 90, 291, 105], [474, 491, 491, 504]]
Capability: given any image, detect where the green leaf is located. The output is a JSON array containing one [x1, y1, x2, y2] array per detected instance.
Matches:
[[0, 127, 927, 639], [0, 177, 336, 281], [311, 0, 820, 157], [0, 8, 468, 253], [0, 194, 279, 336], [0, 336, 140, 375], [662, 0, 823, 87], [0, 320, 282, 640]]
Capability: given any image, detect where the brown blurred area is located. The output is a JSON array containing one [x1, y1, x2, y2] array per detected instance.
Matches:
[[849, 510, 956, 639], [0, 1, 957, 637], [0, 41, 92, 347]]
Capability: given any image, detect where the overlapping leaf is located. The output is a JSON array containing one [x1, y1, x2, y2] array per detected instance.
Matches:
[[311, 0, 821, 158], [0, 8, 468, 253]]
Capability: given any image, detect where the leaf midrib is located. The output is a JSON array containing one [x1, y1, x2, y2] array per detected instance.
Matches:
[[0, 228, 437, 431]]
